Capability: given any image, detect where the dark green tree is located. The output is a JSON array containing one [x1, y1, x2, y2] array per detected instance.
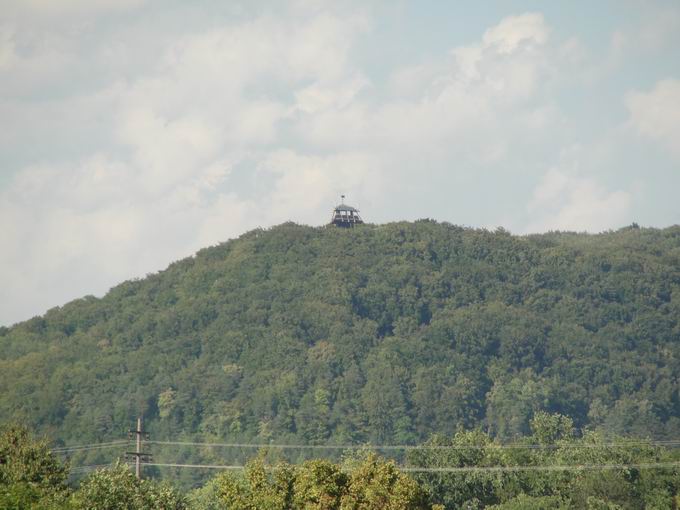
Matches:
[[0, 423, 70, 509]]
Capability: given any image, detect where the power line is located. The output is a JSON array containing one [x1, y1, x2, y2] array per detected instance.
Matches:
[[147, 462, 245, 470], [146, 439, 680, 451], [53, 441, 129, 453], [51, 438, 680, 460], [401, 462, 680, 473], [134, 461, 680, 473], [69, 463, 116, 473]]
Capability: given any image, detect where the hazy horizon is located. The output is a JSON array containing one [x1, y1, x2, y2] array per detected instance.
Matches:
[[1, 0, 679, 325]]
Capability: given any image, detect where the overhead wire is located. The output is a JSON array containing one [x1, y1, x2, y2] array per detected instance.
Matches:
[[146, 439, 680, 451], [69, 463, 116, 473], [400, 462, 680, 473], [57, 438, 680, 476], [52, 440, 129, 453], [146, 462, 244, 470], [135, 461, 680, 473], [52, 438, 680, 454]]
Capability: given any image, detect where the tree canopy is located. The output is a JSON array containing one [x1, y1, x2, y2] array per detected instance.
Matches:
[[1, 221, 679, 473], [3, 419, 680, 509]]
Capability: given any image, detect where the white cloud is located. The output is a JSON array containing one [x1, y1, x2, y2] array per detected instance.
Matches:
[[482, 12, 549, 54], [526, 169, 631, 233], [263, 149, 382, 219], [294, 76, 368, 114], [2, 4, 673, 326], [293, 10, 562, 176], [626, 79, 680, 159], [0, 5, 372, 325], [115, 108, 224, 193]]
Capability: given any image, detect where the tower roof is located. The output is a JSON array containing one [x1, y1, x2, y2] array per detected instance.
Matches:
[[334, 203, 359, 212], [330, 195, 363, 227]]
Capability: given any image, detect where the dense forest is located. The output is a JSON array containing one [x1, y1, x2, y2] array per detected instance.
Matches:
[[3, 417, 680, 509], [2, 221, 680, 489]]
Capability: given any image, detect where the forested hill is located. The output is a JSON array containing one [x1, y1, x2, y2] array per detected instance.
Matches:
[[2, 221, 680, 447]]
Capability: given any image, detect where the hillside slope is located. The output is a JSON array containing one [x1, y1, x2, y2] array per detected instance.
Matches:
[[2, 221, 680, 448]]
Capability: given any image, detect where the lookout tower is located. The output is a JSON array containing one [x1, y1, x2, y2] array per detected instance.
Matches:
[[330, 195, 363, 228]]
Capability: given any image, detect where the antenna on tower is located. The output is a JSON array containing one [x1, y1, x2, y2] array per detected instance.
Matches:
[[341, 194, 345, 204]]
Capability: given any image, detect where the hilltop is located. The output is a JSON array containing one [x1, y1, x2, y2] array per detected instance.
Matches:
[[1, 221, 680, 451]]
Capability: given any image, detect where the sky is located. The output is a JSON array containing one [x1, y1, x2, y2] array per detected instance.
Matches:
[[1, 0, 679, 326]]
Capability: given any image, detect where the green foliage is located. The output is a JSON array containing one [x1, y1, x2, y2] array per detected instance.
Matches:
[[202, 426, 680, 509], [3, 418, 680, 509], [213, 453, 429, 510], [293, 460, 347, 509], [407, 430, 498, 509], [486, 494, 570, 509], [72, 462, 185, 510], [213, 456, 296, 510], [0, 423, 70, 509], [529, 412, 573, 445], [2, 222, 680, 473], [408, 412, 680, 509], [185, 479, 222, 510], [341, 453, 429, 510]]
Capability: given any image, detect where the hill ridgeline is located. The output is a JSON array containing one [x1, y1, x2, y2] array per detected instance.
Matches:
[[2, 221, 680, 448]]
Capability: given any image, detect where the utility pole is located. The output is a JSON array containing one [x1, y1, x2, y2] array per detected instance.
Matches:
[[127, 417, 152, 479]]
